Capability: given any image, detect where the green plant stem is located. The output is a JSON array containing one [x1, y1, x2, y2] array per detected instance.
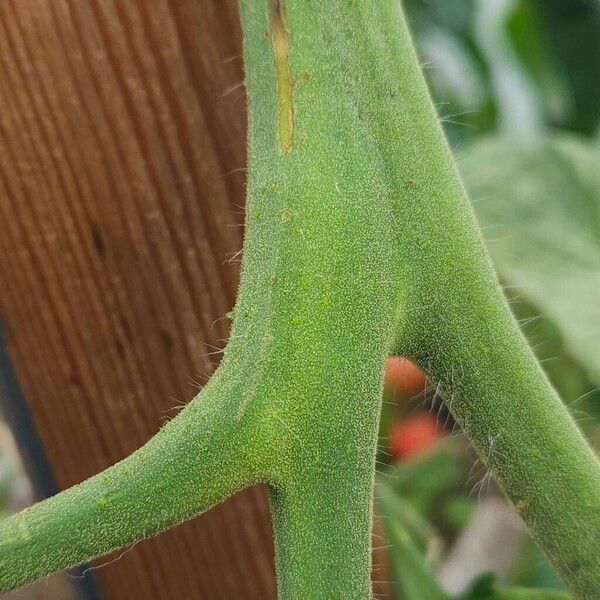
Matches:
[[385, 521, 450, 600], [398, 303, 600, 598], [237, 0, 424, 594], [269, 470, 376, 599], [237, 0, 600, 596], [0, 1, 599, 598], [0, 370, 264, 590], [367, 2, 600, 595]]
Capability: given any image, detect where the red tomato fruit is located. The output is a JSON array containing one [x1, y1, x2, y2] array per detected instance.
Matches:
[[385, 357, 427, 398], [389, 413, 443, 461]]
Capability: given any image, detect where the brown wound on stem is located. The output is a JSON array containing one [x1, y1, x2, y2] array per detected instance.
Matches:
[[269, 0, 294, 154]]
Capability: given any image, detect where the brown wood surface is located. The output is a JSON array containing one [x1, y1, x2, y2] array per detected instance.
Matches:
[[0, 1, 391, 598], [0, 0, 277, 597]]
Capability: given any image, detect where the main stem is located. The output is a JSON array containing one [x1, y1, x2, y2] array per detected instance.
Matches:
[[239, 1, 600, 598], [235, 1, 402, 594]]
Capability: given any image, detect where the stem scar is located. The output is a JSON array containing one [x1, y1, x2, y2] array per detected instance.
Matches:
[[269, 0, 294, 154]]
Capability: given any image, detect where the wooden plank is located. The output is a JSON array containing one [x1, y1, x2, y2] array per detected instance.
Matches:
[[0, 1, 275, 597]]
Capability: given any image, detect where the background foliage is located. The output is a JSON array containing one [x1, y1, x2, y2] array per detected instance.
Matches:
[[378, 1, 600, 597]]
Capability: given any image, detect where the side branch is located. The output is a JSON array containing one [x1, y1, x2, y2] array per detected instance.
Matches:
[[0, 370, 261, 592], [376, 1, 600, 595]]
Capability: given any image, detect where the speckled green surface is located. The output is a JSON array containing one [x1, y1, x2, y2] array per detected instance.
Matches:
[[0, 2, 599, 598]]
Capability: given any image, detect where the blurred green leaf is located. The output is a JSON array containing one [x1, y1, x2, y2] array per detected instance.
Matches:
[[405, 0, 600, 138], [443, 495, 476, 534], [461, 574, 497, 600], [461, 573, 570, 599], [493, 591, 569, 600], [385, 519, 451, 600], [377, 481, 437, 553], [509, 538, 565, 593], [460, 135, 600, 387], [534, 0, 600, 134], [380, 440, 463, 513], [0, 457, 13, 511], [377, 445, 458, 599], [403, 0, 497, 143], [378, 483, 569, 600], [378, 480, 451, 600], [506, 1, 570, 123]]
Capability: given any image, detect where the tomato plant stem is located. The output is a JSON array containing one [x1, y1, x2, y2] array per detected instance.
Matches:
[[0, 1, 599, 598]]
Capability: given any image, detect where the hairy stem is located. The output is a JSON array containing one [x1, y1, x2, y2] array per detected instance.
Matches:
[[238, 0, 600, 597], [0, 369, 264, 591], [269, 469, 375, 599], [0, 1, 599, 598], [368, 2, 600, 596], [342, 0, 600, 596], [236, 0, 408, 595]]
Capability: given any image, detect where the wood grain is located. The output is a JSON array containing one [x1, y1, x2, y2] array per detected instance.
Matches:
[[0, 0, 276, 598], [0, 1, 391, 597]]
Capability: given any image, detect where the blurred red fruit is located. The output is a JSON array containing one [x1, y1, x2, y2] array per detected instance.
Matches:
[[385, 357, 426, 398], [389, 413, 443, 461]]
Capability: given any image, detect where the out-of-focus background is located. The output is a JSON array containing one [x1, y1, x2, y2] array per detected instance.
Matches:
[[376, 0, 600, 597], [0, 0, 598, 598]]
